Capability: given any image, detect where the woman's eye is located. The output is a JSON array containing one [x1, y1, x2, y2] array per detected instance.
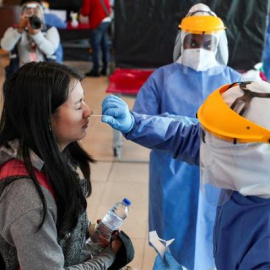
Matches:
[[76, 100, 85, 110]]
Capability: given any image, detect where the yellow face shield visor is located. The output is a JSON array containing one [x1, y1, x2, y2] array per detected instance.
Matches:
[[197, 83, 270, 144], [179, 16, 226, 34]]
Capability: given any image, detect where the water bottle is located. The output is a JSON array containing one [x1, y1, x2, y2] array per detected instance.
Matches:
[[86, 198, 131, 254]]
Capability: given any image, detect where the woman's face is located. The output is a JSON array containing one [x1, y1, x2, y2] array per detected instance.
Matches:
[[51, 80, 92, 150]]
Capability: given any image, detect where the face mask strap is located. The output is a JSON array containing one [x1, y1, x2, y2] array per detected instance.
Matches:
[[230, 82, 270, 117]]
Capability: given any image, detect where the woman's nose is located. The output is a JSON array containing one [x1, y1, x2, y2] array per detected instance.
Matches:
[[83, 103, 92, 118]]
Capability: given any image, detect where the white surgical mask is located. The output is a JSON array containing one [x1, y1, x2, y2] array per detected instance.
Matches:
[[178, 48, 218, 71]]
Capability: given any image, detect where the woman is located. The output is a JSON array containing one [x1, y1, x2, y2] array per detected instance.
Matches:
[[0, 62, 121, 269]]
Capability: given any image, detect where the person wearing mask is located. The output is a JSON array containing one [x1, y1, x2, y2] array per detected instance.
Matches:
[[80, 0, 111, 77], [0, 62, 124, 269], [132, 3, 240, 269], [101, 80, 270, 269], [0, 0, 60, 77]]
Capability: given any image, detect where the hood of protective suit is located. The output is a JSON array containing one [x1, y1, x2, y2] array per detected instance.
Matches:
[[173, 3, 228, 69]]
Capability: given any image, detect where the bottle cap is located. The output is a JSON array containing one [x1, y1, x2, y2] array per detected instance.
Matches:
[[123, 198, 131, 206]]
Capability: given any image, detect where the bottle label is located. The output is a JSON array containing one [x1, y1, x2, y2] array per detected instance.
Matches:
[[102, 211, 124, 230]]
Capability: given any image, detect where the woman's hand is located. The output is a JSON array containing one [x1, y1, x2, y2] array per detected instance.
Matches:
[[110, 230, 122, 253], [89, 220, 123, 251], [111, 237, 122, 253], [96, 234, 111, 248]]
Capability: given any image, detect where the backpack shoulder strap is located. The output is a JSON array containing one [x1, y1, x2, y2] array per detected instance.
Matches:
[[0, 159, 54, 197], [99, 0, 110, 17]]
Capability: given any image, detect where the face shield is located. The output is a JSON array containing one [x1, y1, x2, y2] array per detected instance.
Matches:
[[174, 14, 228, 73], [198, 81, 270, 206]]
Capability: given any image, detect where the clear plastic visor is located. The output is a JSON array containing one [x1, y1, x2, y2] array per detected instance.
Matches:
[[183, 33, 217, 52]]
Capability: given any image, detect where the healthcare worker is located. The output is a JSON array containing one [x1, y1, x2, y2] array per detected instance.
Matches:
[[101, 80, 270, 269], [132, 3, 240, 269]]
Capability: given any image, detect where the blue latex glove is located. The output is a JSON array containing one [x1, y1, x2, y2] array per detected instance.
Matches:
[[101, 95, 135, 133], [153, 251, 183, 270]]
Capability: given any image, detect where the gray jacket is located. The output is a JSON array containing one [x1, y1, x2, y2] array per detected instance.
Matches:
[[0, 140, 116, 270]]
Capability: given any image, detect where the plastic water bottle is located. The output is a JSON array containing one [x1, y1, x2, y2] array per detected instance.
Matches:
[[93, 198, 131, 242], [86, 198, 131, 254]]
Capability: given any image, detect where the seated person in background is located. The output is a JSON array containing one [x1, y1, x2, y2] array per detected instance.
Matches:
[[0, 0, 60, 76]]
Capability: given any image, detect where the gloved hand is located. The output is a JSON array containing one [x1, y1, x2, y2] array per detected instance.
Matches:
[[101, 95, 135, 133], [153, 251, 183, 270]]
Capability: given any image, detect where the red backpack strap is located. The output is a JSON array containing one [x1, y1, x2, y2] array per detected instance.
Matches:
[[0, 159, 55, 197]]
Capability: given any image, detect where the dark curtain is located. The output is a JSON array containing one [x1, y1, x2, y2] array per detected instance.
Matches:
[[47, 0, 83, 12], [114, 0, 269, 70]]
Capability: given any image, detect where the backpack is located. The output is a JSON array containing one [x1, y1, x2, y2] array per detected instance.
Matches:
[[0, 159, 135, 270], [0, 159, 54, 270]]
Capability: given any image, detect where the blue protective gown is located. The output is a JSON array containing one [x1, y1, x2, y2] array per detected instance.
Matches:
[[125, 113, 270, 270], [214, 191, 270, 270], [132, 63, 241, 269]]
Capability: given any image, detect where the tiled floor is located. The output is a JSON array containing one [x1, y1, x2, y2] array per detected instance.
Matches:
[[0, 58, 156, 269], [80, 67, 156, 270]]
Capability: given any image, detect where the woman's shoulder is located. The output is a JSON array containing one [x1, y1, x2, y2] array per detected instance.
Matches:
[[0, 176, 57, 227]]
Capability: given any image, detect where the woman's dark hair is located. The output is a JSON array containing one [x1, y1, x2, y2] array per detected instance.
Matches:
[[0, 62, 94, 235]]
